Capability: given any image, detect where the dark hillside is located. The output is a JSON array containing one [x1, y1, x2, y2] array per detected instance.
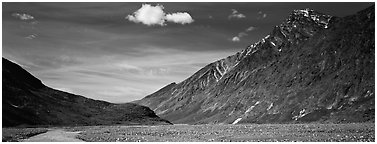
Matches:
[[2, 58, 171, 127]]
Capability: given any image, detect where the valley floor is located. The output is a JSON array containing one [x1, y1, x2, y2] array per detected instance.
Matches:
[[3, 123, 374, 142], [21, 129, 84, 142]]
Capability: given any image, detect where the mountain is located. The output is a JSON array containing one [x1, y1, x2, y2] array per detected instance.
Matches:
[[2, 58, 172, 127], [135, 6, 375, 124]]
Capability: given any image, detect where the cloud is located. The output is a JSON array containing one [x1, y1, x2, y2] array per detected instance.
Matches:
[[246, 26, 256, 32], [97, 86, 145, 98], [257, 11, 268, 19], [25, 34, 38, 39], [126, 4, 194, 26], [231, 36, 240, 42], [228, 9, 246, 19], [11, 12, 35, 20], [165, 12, 194, 24], [231, 32, 247, 42], [230, 26, 257, 42], [126, 4, 166, 26], [115, 62, 141, 71]]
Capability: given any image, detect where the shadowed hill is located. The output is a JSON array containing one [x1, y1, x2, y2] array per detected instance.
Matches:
[[2, 58, 172, 127]]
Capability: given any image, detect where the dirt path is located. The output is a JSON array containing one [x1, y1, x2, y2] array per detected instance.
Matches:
[[22, 129, 84, 142]]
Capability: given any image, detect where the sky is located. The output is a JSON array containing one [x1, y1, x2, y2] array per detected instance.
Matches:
[[2, 2, 373, 103]]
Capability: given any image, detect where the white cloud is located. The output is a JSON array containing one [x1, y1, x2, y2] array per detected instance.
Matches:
[[246, 26, 256, 32], [165, 12, 194, 24], [231, 32, 246, 42], [263, 13, 267, 18], [228, 9, 246, 19], [97, 86, 145, 98], [126, 4, 166, 26], [230, 26, 257, 42], [11, 13, 34, 20], [126, 4, 194, 26], [238, 32, 247, 37], [257, 11, 268, 19], [232, 37, 240, 42], [115, 62, 142, 70], [25, 34, 38, 39]]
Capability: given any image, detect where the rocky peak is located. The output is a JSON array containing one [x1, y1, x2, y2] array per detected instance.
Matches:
[[201, 9, 334, 84], [277, 8, 332, 43], [288, 8, 333, 29], [241, 8, 333, 56]]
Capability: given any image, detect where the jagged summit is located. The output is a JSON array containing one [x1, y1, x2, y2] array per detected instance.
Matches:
[[288, 8, 333, 28], [239, 8, 333, 63]]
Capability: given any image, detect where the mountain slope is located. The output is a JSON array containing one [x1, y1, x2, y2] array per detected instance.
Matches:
[[2, 58, 172, 127], [136, 6, 374, 124]]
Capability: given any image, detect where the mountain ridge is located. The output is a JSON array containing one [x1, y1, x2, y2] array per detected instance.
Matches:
[[135, 6, 374, 124], [136, 7, 338, 114]]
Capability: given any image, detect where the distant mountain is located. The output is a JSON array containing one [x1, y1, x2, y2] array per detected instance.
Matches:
[[135, 6, 375, 124], [2, 58, 172, 127]]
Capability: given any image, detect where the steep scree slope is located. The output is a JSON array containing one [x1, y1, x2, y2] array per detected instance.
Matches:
[[136, 6, 374, 124]]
